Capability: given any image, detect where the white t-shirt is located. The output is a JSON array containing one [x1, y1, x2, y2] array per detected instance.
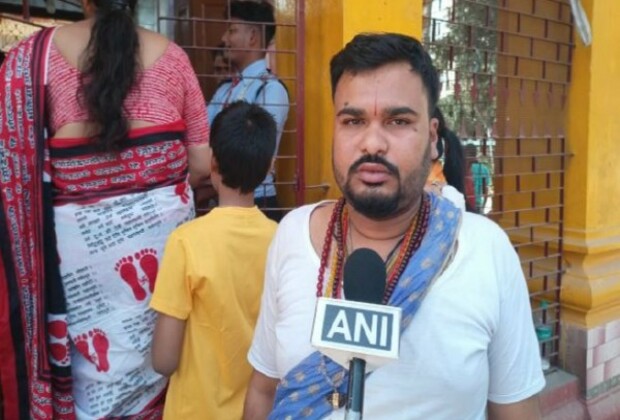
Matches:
[[441, 184, 466, 211], [249, 202, 545, 420]]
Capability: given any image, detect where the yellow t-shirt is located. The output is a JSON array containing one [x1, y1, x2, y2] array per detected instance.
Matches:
[[150, 206, 277, 420]]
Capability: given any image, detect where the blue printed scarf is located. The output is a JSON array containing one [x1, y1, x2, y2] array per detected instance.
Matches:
[[269, 193, 461, 419]]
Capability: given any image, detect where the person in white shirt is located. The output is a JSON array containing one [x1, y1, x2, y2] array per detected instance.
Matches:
[[243, 32, 544, 420]]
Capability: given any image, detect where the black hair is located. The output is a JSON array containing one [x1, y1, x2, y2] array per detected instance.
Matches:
[[228, 0, 276, 46], [0, 51, 5, 67], [210, 101, 277, 194], [80, 0, 139, 152], [330, 33, 440, 116], [434, 108, 466, 197]]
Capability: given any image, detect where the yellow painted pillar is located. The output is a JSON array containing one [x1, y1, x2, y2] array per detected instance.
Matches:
[[561, 0, 620, 402], [341, 0, 423, 43], [302, 0, 424, 202]]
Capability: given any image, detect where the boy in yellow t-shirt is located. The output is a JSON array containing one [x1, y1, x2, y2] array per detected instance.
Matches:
[[150, 101, 278, 419]]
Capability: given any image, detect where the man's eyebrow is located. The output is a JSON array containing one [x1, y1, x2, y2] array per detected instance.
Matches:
[[336, 107, 365, 117], [385, 106, 419, 117]]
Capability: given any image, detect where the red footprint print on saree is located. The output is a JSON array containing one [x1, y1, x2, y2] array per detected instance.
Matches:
[[48, 319, 70, 366], [136, 248, 159, 293], [115, 255, 147, 301], [75, 328, 110, 372], [175, 182, 190, 204]]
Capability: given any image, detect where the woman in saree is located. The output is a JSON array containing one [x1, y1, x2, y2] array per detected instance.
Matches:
[[0, 0, 210, 418]]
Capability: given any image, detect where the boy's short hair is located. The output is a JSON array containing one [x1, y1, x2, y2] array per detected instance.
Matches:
[[210, 101, 277, 194], [227, 0, 276, 46]]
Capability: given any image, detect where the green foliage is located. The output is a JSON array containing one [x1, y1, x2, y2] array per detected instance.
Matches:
[[424, 0, 498, 139]]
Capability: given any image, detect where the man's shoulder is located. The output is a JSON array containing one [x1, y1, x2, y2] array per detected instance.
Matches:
[[275, 201, 332, 238], [215, 78, 234, 89], [212, 79, 233, 97], [262, 75, 288, 91], [456, 212, 524, 277], [452, 214, 522, 293], [266, 77, 289, 96], [278, 202, 321, 227], [254, 74, 289, 104], [460, 211, 510, 246]]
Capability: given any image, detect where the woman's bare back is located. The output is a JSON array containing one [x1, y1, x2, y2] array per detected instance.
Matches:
[[52, 21, 171, 138]]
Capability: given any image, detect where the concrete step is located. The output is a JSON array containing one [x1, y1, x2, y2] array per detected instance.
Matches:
[[541, 368, 620, 420], [541, 368, 590, 419], [586, 390, 620, 420]]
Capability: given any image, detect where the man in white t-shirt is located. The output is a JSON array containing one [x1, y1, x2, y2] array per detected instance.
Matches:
[[243, 33, 545, 420]]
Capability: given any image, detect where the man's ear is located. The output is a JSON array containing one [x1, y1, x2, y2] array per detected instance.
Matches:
[[429, 117, 439, 160], [249, 24, 261, 48]]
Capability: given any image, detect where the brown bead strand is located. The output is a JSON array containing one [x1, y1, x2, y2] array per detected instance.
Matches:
[[316, 194, 431, 303], [331, 206, 348, 298], [316, 198, 346, 297], [381, 194, 431, 303]]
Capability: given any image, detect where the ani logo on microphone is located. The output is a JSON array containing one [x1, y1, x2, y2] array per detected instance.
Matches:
[[311, 297, 401, 365]]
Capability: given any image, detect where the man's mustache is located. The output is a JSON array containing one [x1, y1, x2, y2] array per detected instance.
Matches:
[[348, 155, 399, 177]]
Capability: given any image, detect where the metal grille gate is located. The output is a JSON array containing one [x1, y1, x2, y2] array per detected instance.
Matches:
[[423, 0, 573, 367], [154, 0, 305, 216]]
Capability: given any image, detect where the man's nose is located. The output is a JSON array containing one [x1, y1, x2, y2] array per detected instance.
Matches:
[[360, 122, 388, 156]]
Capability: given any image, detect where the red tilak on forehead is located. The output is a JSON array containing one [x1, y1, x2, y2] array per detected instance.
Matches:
[[374, 92, 378, 116]]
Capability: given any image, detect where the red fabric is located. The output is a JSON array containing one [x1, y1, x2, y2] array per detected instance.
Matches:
[[0, 253, 20, 418], [47, 42, 209, 146], [49, 120, 185, 145], [464, 166, 476, 211], [0, 28, 76, 419], [50, 120, 188, 205]]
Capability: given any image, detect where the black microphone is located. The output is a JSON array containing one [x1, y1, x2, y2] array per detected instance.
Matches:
[[343, 248, 386, 420]]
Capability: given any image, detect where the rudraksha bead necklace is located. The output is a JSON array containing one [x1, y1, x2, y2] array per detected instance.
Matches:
[[316, 195, 431, 303]]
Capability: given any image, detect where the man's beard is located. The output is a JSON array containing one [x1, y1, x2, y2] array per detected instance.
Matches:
[[335, 144, 431, 220]]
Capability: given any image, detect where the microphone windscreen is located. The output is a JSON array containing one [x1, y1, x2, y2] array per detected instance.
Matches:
[[343, 248, 386, 304]]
